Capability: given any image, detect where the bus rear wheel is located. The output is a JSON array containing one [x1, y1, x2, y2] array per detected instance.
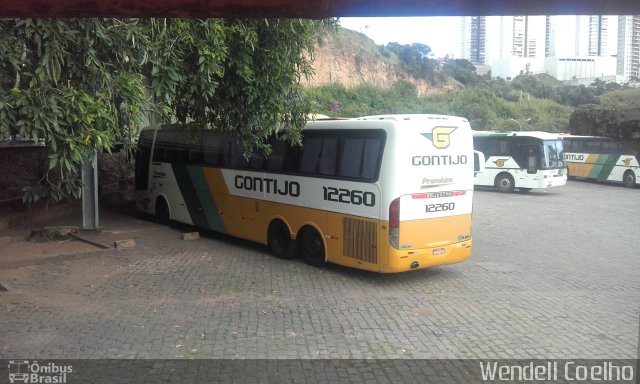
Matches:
[[623, 171, 636, 188], [268, 220, 297, 259], [495, 174, 515, 193], [299, 227, 326, 268], [155, 197, 171, 226]]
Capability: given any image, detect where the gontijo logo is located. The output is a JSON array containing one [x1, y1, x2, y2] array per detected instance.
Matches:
[[493, 159, 508, 167], [421, 126, 457, 149]]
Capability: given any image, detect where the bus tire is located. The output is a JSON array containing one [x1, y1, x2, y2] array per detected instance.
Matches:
[[298, 226, 326, 268], [155, 197, 171, 226], [623, 170, 636, 188], [268, 220, 297, 259], [495, 174, 515, 193]]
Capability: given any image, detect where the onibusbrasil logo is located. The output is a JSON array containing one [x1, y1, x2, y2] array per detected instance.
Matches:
[[7, 360, 73, 383], [421, 126, 457, 149]]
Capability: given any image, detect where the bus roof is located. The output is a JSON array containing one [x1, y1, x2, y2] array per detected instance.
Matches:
[[354, 114, 469, 123], [473, 130, 563, 140]]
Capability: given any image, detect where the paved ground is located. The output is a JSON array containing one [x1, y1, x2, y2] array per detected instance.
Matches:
[[0, 180, 638, 363]]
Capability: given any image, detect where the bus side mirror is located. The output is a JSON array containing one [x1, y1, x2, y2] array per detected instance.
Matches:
[[473, 150, 485, 176]]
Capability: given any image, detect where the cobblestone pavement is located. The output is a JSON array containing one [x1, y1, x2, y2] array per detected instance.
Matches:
[[0, 181, 638, 361]]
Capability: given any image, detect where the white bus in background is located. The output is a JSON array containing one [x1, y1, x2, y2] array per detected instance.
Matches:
[[563, 134, 640, 188], [136, 114, 482, 273], [473, 131, 567, 193]]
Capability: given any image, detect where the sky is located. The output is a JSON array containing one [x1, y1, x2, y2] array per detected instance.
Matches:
[[338, 17, 462, 58], [339, 16, 619, 60]]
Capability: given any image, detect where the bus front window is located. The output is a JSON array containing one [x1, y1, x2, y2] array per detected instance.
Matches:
[[542, 140, 565, 169]]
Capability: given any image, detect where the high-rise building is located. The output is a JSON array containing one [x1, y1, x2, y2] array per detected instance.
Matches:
[[617, 15, 640, 80], [461, 16, 486, 65], [462, 16, 546, 64], [588, 16, 608, 56], [545, 16, 555, 57]]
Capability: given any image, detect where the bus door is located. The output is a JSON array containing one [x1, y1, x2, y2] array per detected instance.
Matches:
[[526, 146, 539, 174]]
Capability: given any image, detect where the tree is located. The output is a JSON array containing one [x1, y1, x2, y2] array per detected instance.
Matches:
[[442, 59, 478, 85], [383, 42, 439, 81], [0, 18, 319, 203]]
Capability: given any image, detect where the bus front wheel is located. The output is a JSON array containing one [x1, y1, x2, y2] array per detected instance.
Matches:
[[623, 171, 636, 188], [268, 220, 297, 259], [299, 227, 326, 268], [495, 174, 515, 193], [155, 197, 171, 226]]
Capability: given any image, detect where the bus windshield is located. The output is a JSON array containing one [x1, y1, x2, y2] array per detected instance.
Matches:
[[542, 139, 564, 169]]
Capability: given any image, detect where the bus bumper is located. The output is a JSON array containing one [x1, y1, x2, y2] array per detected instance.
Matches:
[[382, 240, 472, 273]]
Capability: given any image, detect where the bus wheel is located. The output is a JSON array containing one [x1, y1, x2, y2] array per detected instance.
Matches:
[[299, 227, 326, 268], [623, 171, 636, 188], [155, 197, 171, 226], [268, 220, 297, 259], [495, 174, 515, 193]]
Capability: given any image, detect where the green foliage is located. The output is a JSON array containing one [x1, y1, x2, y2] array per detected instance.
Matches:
[[0, 18, 319, 203], [510, 73, 561, 99], [153, 19, 317, 156], [382, 42, 440, 82], [598, 88, 640, 109], [509, 73, 603, 107], [305, 81, 573, 132], [0, 19, 151, 203], [442, 59, 480, 86]]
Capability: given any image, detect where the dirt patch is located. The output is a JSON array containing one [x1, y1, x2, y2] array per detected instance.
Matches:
[[0, 230, 104, 268]]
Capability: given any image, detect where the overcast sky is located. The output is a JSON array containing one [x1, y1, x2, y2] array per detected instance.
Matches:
[[338, 17, 462, 58], [339, 16, 619, 59]]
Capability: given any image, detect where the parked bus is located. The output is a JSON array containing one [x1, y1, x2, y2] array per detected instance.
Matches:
[[473, 131, 567, 193], [563, 135, 639, 188], [135, 114, 482, 273]]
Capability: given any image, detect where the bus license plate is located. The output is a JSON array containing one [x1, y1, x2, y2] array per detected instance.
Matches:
[[432, 248, 445, 256]]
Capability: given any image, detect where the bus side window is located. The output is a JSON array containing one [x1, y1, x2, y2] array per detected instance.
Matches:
[[564, 139, 571, 152], [586, 139, 601, 152], [153, 130, 177, 162], [300, 137, 322, 174], [339, 138, 365, 178], [316, 138, 337, 176], [498, 139, 511, 155], [203, 134, 227, 166], [573, 139, 586, 153], [249, 151, 265, 170], [601, 140, 618, 154], [483, 139, 498, 156], [362, 138, 383, 180]]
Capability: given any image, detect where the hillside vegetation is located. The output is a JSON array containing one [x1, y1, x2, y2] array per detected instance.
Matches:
[[305, 25, 640, 132]]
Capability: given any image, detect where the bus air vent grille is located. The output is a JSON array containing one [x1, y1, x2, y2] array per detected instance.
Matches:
[[343, 218, 377, 264]]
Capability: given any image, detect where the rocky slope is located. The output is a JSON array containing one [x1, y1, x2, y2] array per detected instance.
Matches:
[[302, 27, 456, 95]]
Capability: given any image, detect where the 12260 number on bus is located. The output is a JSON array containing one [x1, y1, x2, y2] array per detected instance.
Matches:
[[322, 187, 376, 207], [425, 202, 455, 213]]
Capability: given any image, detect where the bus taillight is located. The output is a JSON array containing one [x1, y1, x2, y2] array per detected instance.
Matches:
[[389, 198, 400, 249]]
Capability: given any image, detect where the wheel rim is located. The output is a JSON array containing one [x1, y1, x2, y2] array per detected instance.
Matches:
[[303, 233, 322, 257], [625, 173, 635, 186]]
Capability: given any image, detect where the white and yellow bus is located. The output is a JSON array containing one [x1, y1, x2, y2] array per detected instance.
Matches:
[[563, 135, 640, 188], [135, 114, 481, 273], [473, 131, 567, 193]]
